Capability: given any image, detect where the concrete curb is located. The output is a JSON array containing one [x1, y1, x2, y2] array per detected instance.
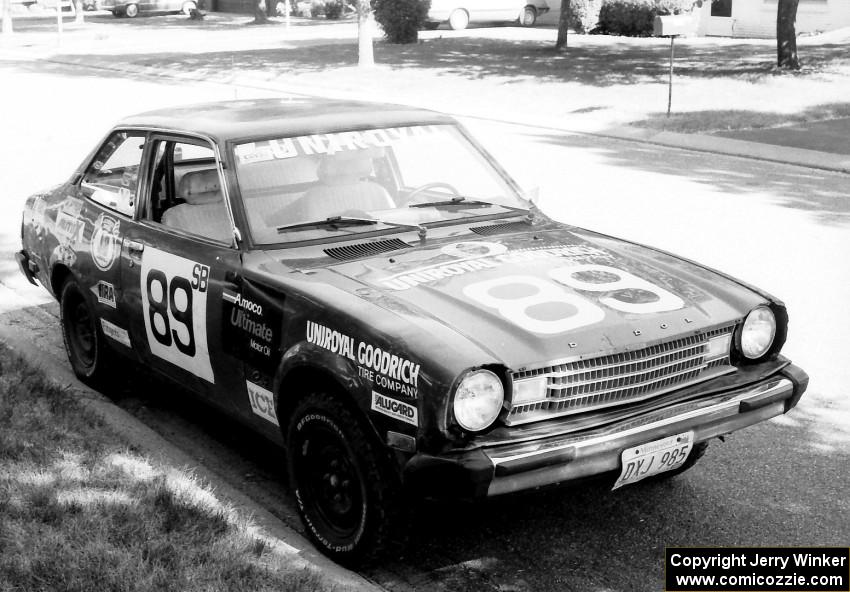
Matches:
[[0, 297, 381, 592], [601, 126, 850, 175], [43, 55, 850, 176]]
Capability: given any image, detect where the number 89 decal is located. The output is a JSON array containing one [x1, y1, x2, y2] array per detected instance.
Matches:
[[463, 263, 684, 335], [141, 247, 214, 382]]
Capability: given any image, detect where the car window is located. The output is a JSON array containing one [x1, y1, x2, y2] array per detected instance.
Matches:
[[147, 138, 233, 246], [81, 131, 146, 217], [232, 124, 528, 245]]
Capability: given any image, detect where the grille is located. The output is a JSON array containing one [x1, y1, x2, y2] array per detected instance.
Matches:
[[508, 326, 734, 425], [324, 238, 410, 261], [470, 221, 533, 236]]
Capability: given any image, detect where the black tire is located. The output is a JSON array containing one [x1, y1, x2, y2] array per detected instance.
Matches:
[[59, 277, 112, 384], [287, 391, 407, 565], [519, 5, 536, 26], [647, 441, 710, 482], [124, 3, 138, 17]]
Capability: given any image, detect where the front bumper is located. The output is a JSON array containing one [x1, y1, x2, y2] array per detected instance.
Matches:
[[404, 364, 808, 498]]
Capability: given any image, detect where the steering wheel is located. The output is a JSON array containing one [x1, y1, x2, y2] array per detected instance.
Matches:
[[406, 182, 461, 204]]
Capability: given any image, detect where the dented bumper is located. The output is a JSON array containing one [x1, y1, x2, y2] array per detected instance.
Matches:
[[405, 364, 808, 498]]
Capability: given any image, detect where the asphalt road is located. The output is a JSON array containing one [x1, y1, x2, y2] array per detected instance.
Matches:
[[0, 63, 847, 592]]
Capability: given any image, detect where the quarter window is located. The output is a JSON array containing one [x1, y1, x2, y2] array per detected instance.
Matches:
[[81, 131, 146, 217]]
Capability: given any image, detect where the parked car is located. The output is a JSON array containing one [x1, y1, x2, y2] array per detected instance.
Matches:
[[100, 0, 196, 17], [17, 99, 808, 564], [426, 0, 549, 29]]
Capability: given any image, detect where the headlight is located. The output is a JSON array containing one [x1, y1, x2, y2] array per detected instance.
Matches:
[[453, 369, 505, 432], [740, 306, 776, 359]]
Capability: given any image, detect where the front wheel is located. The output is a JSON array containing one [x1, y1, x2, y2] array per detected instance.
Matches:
[[287, 392, 407, 565], [59, 277, 113, 384], [124, 3, 138, 17]]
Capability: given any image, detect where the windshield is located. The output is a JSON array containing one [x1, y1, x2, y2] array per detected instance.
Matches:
[[232, 124, 528, 244]]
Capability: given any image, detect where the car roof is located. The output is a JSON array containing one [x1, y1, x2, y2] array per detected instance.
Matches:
[[118, 98, 457, 143]]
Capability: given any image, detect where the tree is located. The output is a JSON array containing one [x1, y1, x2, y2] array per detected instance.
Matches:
[[776, 0, 800, 69], [253, 0, 268, 23], [1, 0, 12, 35], [556, 0, 570, 49], [357, 0, 375, 67]]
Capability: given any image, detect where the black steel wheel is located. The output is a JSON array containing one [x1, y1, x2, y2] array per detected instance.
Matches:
[[287, 391, 406, 565], [60, 278, 112, 384]]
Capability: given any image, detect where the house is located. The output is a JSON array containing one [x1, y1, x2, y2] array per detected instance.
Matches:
[[539, 0, 850, 37], [694, 0, 850, 37]]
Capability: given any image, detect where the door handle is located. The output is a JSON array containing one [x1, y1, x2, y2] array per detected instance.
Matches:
[[126, 240, 145, 256]]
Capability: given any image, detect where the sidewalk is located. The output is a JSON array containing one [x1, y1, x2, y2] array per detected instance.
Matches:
[[2, 13, 849, 172]]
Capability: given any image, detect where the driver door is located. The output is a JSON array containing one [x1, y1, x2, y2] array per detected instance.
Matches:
[[118, 134, 245, 411]]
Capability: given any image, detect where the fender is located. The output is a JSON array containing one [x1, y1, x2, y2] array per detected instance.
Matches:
[[273, 340, 380, 438]]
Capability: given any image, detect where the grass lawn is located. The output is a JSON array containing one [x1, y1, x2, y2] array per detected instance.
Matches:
[[0, 342, 331, 592], [3, 15, 849, 134]]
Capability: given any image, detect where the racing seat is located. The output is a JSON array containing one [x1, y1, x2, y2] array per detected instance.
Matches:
[[293, 151, 394, 221], [161, 169, 232, 244]]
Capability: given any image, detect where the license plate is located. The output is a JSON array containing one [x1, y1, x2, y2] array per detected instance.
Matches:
[[612, 431, 694, 490]]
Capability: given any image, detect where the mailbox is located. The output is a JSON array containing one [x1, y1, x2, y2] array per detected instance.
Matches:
[[653, 14, 696, 36]]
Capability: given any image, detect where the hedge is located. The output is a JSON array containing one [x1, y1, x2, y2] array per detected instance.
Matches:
[[591, 0, 691, 36]]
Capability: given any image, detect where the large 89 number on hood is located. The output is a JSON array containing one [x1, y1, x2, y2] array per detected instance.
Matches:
[[463, 263, 685, 335], [141, 247, 214, 383]]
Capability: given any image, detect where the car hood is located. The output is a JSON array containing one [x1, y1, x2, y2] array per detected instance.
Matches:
[[284, 226, 765, 369]]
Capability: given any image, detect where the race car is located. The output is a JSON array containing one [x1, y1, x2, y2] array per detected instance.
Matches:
[[17, 99, 808, 564]]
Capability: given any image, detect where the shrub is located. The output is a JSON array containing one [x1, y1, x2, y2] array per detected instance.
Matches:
[[567, 0, 604, 33], [592, 0, 689, 36], [324, 0, 344, 19], [374, 0, 430, 43]]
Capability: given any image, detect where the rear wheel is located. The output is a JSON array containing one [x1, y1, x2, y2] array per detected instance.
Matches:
[[519, 5, 536, 26], [60, 278, 112, 385], [287, 391, 407, 565], [181, 0, 196, 14], [448, 8, 468, 30], [124, 3, 138, 17]]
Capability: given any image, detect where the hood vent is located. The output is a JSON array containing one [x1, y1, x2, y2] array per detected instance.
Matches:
[[470, 221, 532, 236], [324, 238, 410, 261]]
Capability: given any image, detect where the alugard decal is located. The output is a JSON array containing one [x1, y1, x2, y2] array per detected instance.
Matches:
[[91, 213, 121, 271]]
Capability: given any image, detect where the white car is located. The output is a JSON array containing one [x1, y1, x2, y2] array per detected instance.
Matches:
[[426, 0, 549, 29]]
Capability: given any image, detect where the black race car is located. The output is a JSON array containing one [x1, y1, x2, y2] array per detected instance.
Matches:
[[17, 99, 808, 564]]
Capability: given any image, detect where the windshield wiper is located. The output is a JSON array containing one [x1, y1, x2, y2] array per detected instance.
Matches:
[[409, 197, 526, 213], [277, 216, 428, 244]]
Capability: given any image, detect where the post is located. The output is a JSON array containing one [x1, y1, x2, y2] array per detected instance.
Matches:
[[57, 0, 63, 45], [667, 36, 675, 118], [284, 0, 290, 28]]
